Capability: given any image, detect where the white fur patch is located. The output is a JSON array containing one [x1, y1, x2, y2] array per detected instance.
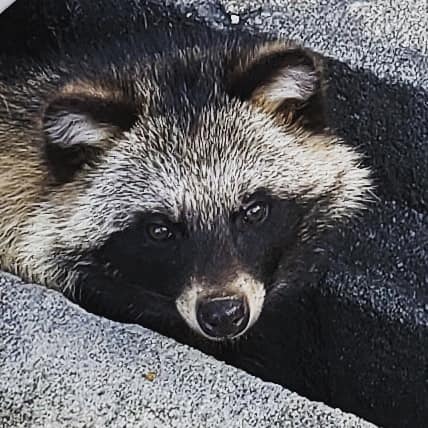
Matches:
[[255, 65, 317, 103], [176, 272, 265, 341]]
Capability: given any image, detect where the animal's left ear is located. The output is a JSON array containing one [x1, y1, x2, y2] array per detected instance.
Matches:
[[41, 82, 138, 183], [226, 41, 326, 130]]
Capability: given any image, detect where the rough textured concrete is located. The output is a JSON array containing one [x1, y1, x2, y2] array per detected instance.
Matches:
[[0, 0, 427, 427], [0, 274, 375, 428], [0, 0, 15, 14], [171, 0, 428, 87]]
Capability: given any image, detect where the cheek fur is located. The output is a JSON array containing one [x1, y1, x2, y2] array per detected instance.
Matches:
[[233, 197, 308, 283], [86, 219, 194, 299]]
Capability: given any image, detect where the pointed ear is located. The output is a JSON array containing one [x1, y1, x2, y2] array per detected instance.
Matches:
[[226, 41, 326, 129], [42, 83, 138, 182]]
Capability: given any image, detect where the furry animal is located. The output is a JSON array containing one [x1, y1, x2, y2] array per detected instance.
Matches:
[[0, 1, 371, 360]]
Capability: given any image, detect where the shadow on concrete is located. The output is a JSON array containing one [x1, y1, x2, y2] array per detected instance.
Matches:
[[326, 60, 428, 212]]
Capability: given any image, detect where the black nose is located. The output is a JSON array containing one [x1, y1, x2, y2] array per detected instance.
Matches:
[[196, 297, 250, 339]]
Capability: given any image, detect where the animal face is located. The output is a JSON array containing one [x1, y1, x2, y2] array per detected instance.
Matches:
[[16, 39, 371, 342]]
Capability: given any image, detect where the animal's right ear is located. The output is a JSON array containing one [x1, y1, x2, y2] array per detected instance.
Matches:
[[42, 84, 138, 183], [226, 41, 326, 130]]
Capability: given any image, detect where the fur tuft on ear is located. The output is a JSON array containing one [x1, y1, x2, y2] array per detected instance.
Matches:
[[253, 63, 318, 106], [42, 82, 138, 182], [44, 106, 113, 148], [43, 83, 138, 147], [227, 41, 325, 129]]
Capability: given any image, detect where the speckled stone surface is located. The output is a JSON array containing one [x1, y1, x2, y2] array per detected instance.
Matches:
[[0, 0, 15, 14], [0, 275, 375, 428], [170, 0, 428, 88]]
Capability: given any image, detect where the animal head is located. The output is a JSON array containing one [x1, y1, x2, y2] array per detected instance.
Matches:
[[18, 39, 371, 341]]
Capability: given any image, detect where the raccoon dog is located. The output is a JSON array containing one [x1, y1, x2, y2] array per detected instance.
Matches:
[[0, 1, 371, 369]]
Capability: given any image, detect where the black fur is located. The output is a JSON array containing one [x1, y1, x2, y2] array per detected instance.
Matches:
[[68, 195, 311, 336]]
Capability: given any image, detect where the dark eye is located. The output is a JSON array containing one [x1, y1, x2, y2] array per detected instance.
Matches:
[[146, 223, 174, 242], [241, 201, 269, 225]]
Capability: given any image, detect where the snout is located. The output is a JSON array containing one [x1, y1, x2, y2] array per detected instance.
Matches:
[[196, 296, 249, 339], [176, 272, 265, 341]]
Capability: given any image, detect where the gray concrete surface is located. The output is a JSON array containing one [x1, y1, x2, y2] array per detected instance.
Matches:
[[0, 0, 15, 14], [0, 274, 376, 428], [171, 0, 428, 88]]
